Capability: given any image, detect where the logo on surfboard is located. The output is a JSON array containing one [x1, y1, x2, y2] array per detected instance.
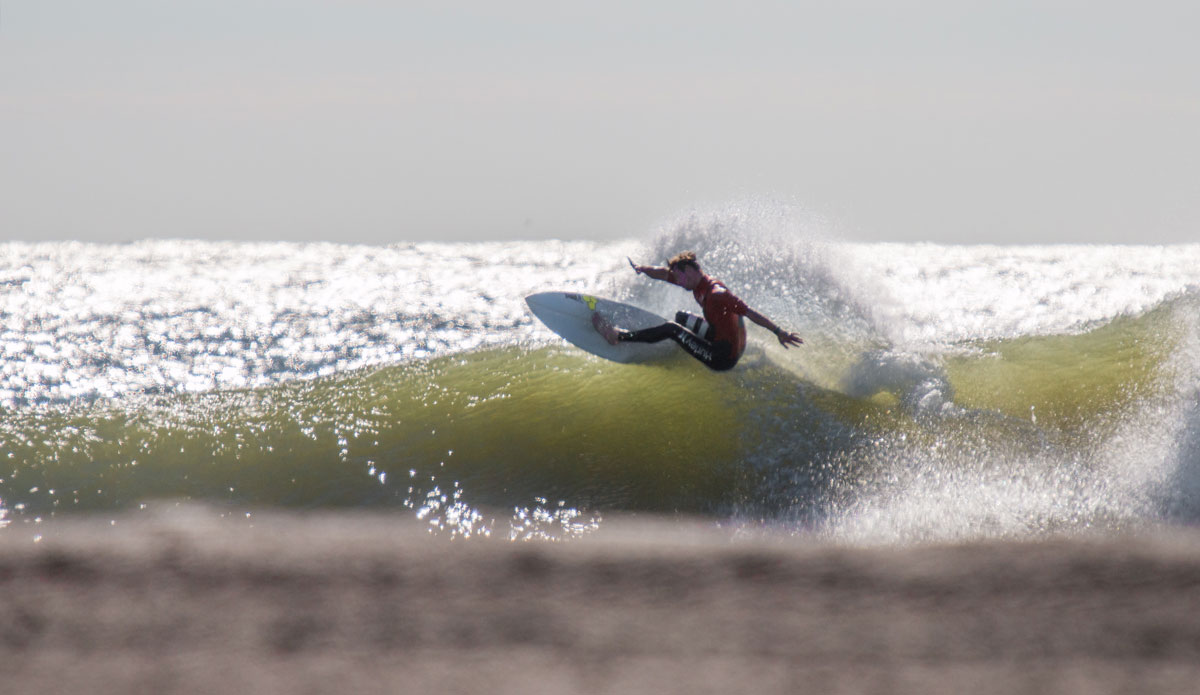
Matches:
[[568, 294, 599, 311]]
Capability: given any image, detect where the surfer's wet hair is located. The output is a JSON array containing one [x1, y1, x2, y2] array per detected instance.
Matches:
[[668, 251, 700, 272]]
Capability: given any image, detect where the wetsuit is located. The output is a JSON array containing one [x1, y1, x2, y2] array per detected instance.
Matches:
[[618, 275, 749, 371]]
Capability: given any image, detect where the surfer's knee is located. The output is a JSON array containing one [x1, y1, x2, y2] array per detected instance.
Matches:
[[703, 341, 739, 371], [675, 311, 713, 341]]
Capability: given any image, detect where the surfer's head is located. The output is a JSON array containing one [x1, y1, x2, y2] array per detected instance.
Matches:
[[667, 251, 703, 289]]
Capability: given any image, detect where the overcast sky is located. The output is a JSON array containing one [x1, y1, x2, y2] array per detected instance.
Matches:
[[3, 1, 1198, 244]]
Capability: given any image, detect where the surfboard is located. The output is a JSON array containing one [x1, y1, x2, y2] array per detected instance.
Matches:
[[525, 292, 675, 363]]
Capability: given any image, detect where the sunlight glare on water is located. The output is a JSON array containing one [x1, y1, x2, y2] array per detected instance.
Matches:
[[0, 240, 625, 406]]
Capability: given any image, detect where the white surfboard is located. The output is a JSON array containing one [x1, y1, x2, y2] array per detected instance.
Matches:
[[525, 292, 675, 363]]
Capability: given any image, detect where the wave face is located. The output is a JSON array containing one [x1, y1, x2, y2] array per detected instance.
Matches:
[[3, 212, 1200, 542]]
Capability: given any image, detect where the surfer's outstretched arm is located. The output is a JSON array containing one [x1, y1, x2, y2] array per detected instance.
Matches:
[[628, 259, 672, 282], [745, 308, 804, 349]]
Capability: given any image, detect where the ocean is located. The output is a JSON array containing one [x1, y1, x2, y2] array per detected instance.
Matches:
[[4, 208, 1200, 544]]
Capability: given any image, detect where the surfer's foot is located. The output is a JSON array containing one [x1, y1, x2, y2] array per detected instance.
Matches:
[[592, 312, 621, 346]]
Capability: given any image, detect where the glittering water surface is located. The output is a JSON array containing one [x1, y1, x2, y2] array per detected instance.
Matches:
[[0, 240, 624, 406]]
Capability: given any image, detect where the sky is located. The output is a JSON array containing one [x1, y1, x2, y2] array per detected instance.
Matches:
[[3, 0, 1198, 244]]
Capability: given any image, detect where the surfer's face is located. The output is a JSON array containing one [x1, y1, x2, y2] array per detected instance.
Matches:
[[669, 265, 701, 290]]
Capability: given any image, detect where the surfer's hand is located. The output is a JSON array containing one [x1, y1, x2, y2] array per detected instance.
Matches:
[[776, 330, 803, 349], [627, 257, 645, 275]]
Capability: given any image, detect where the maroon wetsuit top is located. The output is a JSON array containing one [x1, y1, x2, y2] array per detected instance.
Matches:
[[692, 275, 749, 357]]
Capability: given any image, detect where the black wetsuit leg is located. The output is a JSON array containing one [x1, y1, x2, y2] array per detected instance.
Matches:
[[618, 314, 739, 371]]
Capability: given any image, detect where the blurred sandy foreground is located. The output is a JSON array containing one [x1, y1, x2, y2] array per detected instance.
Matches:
[[2, 508, 1199, 695]]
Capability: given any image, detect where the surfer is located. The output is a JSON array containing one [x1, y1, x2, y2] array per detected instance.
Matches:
[[592, 251, 803, 371]]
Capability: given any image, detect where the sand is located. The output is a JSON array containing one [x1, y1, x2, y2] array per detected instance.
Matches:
[[3, 508, 1200, 694]]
